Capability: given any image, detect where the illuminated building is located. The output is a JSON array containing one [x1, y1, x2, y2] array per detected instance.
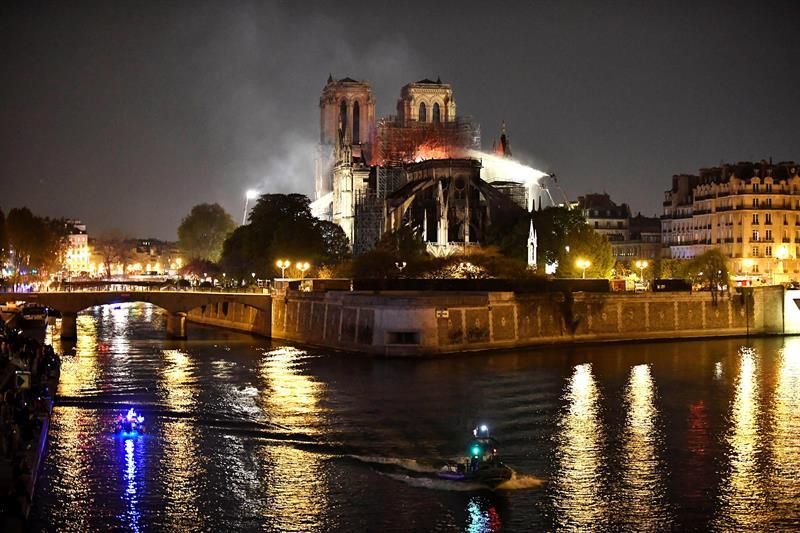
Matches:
[[662, 160, 800, 282], [314, 75, 551, 254], [64, 219, 92, 276]]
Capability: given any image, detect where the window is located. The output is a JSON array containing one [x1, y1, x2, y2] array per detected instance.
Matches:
[[752, 214, 759, 224], [766, 198, 772, 207], [766, 183, 773, 193], [784, 215, 788, 225], [753, 246, 760, 257], [753, 183, 760, 193], [432, 102, 441, 124], [752, 230, 760, 241], [594, 221, 599, 228], [339, 100, 348, 136], [766, 229, 772, 241], [352, 101, 360, 143], [418, 102, 427, 122], [753, 198, 760, 208], [766, 213, 772, 225], [766, 245, 773, 257]]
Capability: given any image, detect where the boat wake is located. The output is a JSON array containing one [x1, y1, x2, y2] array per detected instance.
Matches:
[[345, 455, 544, 491], [345, 454, 440, 474], [495, 471, 545, 490]]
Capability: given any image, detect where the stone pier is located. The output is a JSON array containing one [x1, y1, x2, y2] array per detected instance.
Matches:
[[166, 312, 187, 339], [60, 312, 77, 339]]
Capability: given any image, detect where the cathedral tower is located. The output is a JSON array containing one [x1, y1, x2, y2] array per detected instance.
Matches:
[[315, 76, 375, 218]]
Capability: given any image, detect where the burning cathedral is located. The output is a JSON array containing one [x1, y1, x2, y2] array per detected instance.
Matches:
[[312, 75, 557, 261]]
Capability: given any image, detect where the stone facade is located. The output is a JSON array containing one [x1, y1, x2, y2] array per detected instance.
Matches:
[[662, 160, 800, 282]]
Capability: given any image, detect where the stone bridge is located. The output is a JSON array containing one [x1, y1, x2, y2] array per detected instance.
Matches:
[[0, 291, 272, 339]]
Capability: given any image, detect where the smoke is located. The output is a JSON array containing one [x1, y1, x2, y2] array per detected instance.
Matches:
[[469, 149, 550, 186]]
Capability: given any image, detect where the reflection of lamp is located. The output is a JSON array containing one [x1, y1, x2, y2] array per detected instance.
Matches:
[[576, 258, 591, 279]]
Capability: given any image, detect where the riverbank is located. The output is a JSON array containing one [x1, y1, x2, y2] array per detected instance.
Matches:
[[0, 322, 60, 531]]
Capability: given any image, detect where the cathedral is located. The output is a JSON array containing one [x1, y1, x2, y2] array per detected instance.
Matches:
[[313, 75, 541, 260]]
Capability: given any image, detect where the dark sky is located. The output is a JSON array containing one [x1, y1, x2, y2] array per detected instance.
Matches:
[[2, 1, 798, 240]]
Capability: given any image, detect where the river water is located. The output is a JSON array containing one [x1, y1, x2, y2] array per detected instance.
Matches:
[[28, 303, 800, 532]]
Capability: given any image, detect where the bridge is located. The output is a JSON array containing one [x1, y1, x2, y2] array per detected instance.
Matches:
[[0, 290, 272, 339]]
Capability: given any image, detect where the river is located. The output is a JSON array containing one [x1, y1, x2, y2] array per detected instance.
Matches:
[[29, 302, 800, 531]]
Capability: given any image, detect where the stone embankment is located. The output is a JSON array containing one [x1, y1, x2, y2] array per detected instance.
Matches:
[[0, 322, 60, 531], [190, 285, 790, 356]]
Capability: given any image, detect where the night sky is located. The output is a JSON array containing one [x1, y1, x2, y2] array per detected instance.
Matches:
[[2, 1, 798, 240]]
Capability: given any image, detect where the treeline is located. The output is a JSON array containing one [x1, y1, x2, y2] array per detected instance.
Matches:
[[177, 194, 349, 280], [0, 207, 71, 278]]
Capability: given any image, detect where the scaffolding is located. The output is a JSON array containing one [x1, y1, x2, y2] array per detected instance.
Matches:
[[370, 115, 480, 167], [353, 166, 407, 254]]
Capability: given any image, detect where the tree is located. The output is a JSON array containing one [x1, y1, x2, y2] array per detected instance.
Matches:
[[556, 225, 614, 278], [0, 207, 7, 260], [316, 220, 350, 264], [6, 207, 62, 277], [531, 207, 589, 271], [96, 230, 132, 277], [178, 203, 236, 262], [685, 248, 729, 303], [220, 193, 338, 280]]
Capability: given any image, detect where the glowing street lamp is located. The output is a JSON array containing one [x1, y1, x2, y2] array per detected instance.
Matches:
[[296, 261, 310, 279], [395, 261, 407, 273], [242, 189, 258, 225], [575, 258, 591, 279], [634, 259, 649, 281], [276, 259, 291, 278]]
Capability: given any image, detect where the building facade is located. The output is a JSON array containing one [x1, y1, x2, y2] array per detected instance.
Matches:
[[662, 160, 800, 282]]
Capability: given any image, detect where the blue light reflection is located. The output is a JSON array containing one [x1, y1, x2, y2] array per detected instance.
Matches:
[[120, 435, 144, 532]]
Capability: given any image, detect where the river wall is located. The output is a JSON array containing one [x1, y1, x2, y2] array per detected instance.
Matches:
[[270, 287, 785, 356], [186, 301, 271, 336]]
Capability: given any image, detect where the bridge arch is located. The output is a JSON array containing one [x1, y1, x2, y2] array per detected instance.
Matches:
[[0, 291, 272, 339]]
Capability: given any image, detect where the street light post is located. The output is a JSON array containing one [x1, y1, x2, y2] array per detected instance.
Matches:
[[242, 190, 258, 225], [276, 259, 291, 278], [634, 259, 649, 283], [296, 261, 310, 279], [575, 258, 591, 279]]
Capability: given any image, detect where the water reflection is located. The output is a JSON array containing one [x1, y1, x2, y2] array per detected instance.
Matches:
[[58, 314, 99, 397], [120, 437, 143, 532], [158, 349, 204, 530], [258, 347, 327, 529], [768, 339, 800, 522], [552, 363, 607, 530], [618, 364, 669, 529], [716, 346, 767, 531], [465, 496, 502, 533]]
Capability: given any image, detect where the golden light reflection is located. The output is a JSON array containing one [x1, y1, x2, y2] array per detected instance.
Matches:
[[768, 339, 800, 519], [158, 349, 203, 529], [716, 346, 767, 530], [58, 314, 99, 397], [47, 406, 94, 528], [619, 364, 669, 529], [258, 346, 327, 529], [552, 363, 608, 530], [259, 346, 325, 433]]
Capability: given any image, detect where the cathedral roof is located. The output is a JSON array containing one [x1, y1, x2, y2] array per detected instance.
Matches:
[[415, 78, 442, 84], [339, 77, 360, 83]]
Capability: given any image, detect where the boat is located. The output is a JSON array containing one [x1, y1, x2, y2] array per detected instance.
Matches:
[[114, 408, 146, 435], [20, 304, 48, 327], [436, 425, 512, 487]]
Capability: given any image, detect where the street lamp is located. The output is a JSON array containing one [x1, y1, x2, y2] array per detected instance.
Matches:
[[634, 259, 649, 282], [395, 261, 407, 274], [296, 261, 310, 279], [575, 258, 591, 279], [276, 259, 291, 278], [242, 189, 258, 225]]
